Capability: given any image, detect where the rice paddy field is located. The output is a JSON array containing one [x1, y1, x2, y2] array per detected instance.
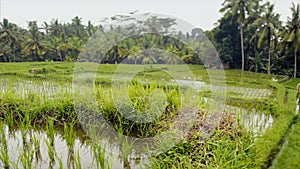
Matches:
[[0, 62, 299, 169]]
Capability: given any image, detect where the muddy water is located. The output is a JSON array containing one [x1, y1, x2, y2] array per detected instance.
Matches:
[[0, 124, 147, 169], [224, 106, 274, 136]]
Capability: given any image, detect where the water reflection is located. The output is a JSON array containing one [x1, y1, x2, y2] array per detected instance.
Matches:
[[0, 124, 146, 169], [223, 106, 274, 136]]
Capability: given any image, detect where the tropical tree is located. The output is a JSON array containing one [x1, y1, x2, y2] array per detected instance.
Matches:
[[70, 16, 86, 39], [255, 2, 281, 74], [48, 19, 62, 37], [165, 45, 180, 64], [213, 15, 241, 68], [48, 36, 64, 61], [220, 0, 253, 71], [127, 45, 141, 65], [65, 37, 83, 61], [23, 21, 47, 61], [86, 21, 97, 37], [0, 18, 18, 62], [281, 3, 300, 78]]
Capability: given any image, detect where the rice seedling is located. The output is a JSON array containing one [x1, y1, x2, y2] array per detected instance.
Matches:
[[92, 142, 107, 169], [46, 119, 55, 147], [64, 122, 76, 152], [74, 150, 82, 169], [3, 112, 14, 129], [64, 122, 76, 168], [118, 135, 134, 165], [0, 122, 10, 169], [31, 133, 42, 164], [45, 119, 56, 167], [45, 138, 55, 168], [55, 154, 64, 169], [19, 141, 35, 169]]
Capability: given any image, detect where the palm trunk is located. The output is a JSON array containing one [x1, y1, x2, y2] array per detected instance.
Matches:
[[268, 47, 271, 75], [57, 49, 63, 62], [240, 24, 245, 72], [295, 50, 297, 78], [35, 48, 39, 61], [11, 45, 15, 62], [7, 55, 11, 63]]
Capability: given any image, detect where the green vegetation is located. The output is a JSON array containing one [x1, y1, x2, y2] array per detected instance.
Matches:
[[209, 1, 300, 77], [0, 1, 299, 77], [0, 0, 299, 167], [272, 115, 300, 169], [0, 63, 297, 168]]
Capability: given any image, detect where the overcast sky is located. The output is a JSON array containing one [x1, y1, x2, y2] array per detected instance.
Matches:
[[0, 0, 298, 31]]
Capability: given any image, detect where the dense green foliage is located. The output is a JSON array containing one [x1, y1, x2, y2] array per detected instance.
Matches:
[[0, 1, 299, 77], [0, 16, 208, 66], [211, 0, 300, 77]]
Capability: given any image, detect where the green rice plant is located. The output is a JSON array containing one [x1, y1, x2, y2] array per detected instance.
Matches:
[[19, 144, 35, 169], [18, 119, 31, 152], [98, 82, 184, 138], [3, 111, 14, 129], [92, 140, 116, 169], [46, 119, 55, 147], [45, 119, 56, 167], [0, 122, 10, 169], [64, 122, 76, 168], [55, 154, 64, 169], [64, 122, 76, 152], [67, 150, 75, 169], [31, 133, 41, 164], [118, 135, 134, 164], [45, 138, 55, 168], [74, 150, 81, 169], [92, 142, 106, 169]]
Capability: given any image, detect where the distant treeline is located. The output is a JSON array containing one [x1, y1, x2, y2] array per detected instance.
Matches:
[[0, 0, 299, 77]]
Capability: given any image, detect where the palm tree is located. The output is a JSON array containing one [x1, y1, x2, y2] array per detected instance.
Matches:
[[71, 16, 86, 39], [65, 37, 83, 60], [281, 3, 300, 78], [48, 36, 64, 61], [23, 21, 47, 61], [255, 2, 281, 74], [220, 0, 253, 71], [165, 45, 180, 64], [86, 21, 97, 37], [127, 46, 141, 65], [48, 19, 62, 37], [0, 18, 18, 62]]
